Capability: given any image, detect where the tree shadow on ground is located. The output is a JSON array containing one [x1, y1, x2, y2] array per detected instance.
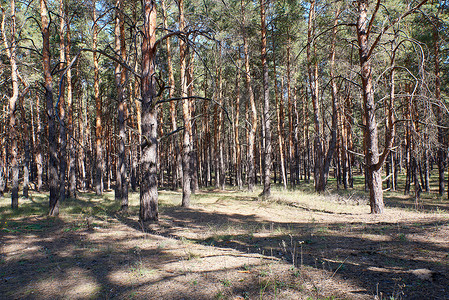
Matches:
[[2, 212, 298, 299], [2, 190, 449, 299], [146, 205, 449, 299]]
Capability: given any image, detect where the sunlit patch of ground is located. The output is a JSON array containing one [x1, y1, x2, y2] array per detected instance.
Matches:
[[1, 185, 448, 299]]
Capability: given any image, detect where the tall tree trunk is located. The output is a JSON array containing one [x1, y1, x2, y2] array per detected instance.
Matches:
[[93, 0, 103, 195], [58, 0, 67, 205], [307, 0, 324, 192], [115, 0, 128, 211], [188, 48, 199, 192], [273, 48, 287, 190], [242, 0, 257, 192], [302, 91, 310, 183], [286, 33, 296, 187], [214, 51, 225, 190], [434, 24, 445, 196], [140, 0, 158, 222], [19, 96, 31, 199], [235, 49, 243, 189], [66, 13, 76, 198], [41, 0, 60, 215], [404, 94, 411, 195], [2, 1, 19, 208], [179, 0, 192, 206], [357, 0, 384, 213], [321, 7, 341, 191], [35, 93, 43, 192], [161, 0, 179, 191], [260, 0, 271, 197]]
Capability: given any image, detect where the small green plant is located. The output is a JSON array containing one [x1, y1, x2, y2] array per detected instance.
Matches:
[[292, 268, 301, 277], [221, 279, 231, 287], [398, 233, 407, 242], [129, 262, 155, 277]]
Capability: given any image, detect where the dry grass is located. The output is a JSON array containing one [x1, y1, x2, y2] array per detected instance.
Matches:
[[1, 184, 449, 299]]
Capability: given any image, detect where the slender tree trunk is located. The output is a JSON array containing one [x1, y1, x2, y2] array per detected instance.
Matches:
[[214, 51, 225, 190], [161, 0, 179, 191], [242, 0, 257, 192], [93, 0, 103, 195], [273, 51, 287, 190], [321, 7, 341, 191], [58, 0, 67, 205], [235, 50, 243, 189], [405, 87, 412, 195], [19, 97, 31, 199], [41, 0, 60, 215], [357, 0, 384, 213], [179, 0, 192, 206], [286, 33, 296, 187], [433, 25, 445, 196], [188, 49, 199, 192], [66, 14, 76, 199], [260, 0, 271, 197], [2, 1, 19, 208], [140, 0, 158, 222], [307, 0, 324, 192], [35, 93, 43, 192], [115, 0, 128, 211]]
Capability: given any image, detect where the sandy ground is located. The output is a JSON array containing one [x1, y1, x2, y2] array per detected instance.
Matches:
[[1, 188, 448, 299]]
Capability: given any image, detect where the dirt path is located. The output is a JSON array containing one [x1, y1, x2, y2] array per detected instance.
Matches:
[[1, 189, 448, 299]]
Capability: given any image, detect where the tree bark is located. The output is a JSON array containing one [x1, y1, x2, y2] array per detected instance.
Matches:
[[2, 1, 19, 208], [58, 0, 67, 205], [433, 23, 445, 196], [273, 48, 287, 190], [93, 0, 103, 196], [234, 49, 243, 189], [66, 12, 76, 199], [214, 51, 225, 190], [321, 7, 341, 192], [41, 0, 60, 216], [286, 33, 296, 187], [161, 0, 179, 191], [242, 0, 257, 192], [306, 0, 324, 192], [179, 0, 192, 206], [115, 0, 128, 211], [260, 0, 271, 197], [140, 0, 158, 222], [357, 0, 384, 214]]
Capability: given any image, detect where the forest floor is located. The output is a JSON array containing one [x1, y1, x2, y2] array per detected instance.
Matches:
[[1, 178, 449, 299]]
